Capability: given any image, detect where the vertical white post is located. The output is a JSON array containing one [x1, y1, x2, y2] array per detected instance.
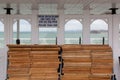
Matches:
[[4, 15, 10, 80], [17, 20, 20, 39], [58, 9, 65, 45], [112, 15, 120, 80], [31, 10, 39, 44], [16, 4, 21, 44], [108, 15, 113, 47], [83, 9, 90, 44]]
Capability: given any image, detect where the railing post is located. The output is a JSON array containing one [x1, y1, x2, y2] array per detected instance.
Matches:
[[56, 37, 57, 45], [16, 39, 20, 44], [16, 20, 20, 45], [102, 37, 105, 45], [79, 37, 81, 44]]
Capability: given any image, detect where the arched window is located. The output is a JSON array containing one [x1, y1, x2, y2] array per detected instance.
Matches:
[[13, 19, 31, 44], [39, 28, 57, 44], [90, 19, 108, 44], [0, 21, 4, 48], [65, 19, 82, 44]]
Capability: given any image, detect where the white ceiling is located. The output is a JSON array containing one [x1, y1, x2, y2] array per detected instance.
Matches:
[[0, 0, 120, 15]]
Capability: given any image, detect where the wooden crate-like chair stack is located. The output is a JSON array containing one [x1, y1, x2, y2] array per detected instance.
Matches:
[[7, 45, 31, 80], [82, 45, 113, 80], [30, 45, 60, 80], [89, 45, 113, 80], [7, 44, 113, 80], [7, 45, 60, 80], [61, 45, 91, 80], [61, 45, 113, 80]]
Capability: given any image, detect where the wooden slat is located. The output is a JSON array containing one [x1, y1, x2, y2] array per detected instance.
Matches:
[[30, 68, 58, 74], [8, 77, 29, 80], [92, 58, 113, 63], [8, 58, 30, 63], [64, 62, 91, 67], [8, 74, 29, 77], [8, 51, 30, 55], [91, 67, 113, 74], [31, 58, 59, 62], [30, 51, 59, 54], [9, 48, 31, 51], [62, 52, 91, 57], [30, 73, 58, 78], [30, 78, 58, 80], [63, 67, 90, 73], [8, 68, 29, 74], [90, 74, 111, 80], [63, 57, 91, 63], [62, 50, 91, 54], [31, 63, 59, 68], [8, 61, 30, 64], [8, 64, 30, 68], [62, 73, 90, 80], [31, 48, 60, 51], [30, 55, 59, 59], [62, 45, 112, 51]]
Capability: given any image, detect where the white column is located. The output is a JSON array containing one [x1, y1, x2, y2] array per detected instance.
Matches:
[[108, 15, 113, 47], [31, 10, 39, 44], [57, 9, 65, 45], [83, 10, 90, 44], [112, 15, 120, 80], [5, 15, 11, 44], [9, 15, 14, 44], [2, 14, 11, 80]]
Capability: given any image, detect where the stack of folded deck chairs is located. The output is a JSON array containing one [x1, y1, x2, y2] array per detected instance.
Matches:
[[61, 45, 91, 80], [7, 45, 60, 80], [7, 44, 113, 80], [61, 45, 113, 80], [7, 45, 31, 80], [90, 45, 113, 80]]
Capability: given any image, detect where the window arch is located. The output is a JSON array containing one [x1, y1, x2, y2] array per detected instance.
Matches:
[[13, 19, 31, 44], [0, 21, 4, 48], [90, 19, 108, 44], [65, 19, 83, 44]]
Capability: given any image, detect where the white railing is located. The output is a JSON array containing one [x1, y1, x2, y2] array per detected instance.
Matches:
[[65, 38, 80, 44], [12, 38, 57, 44], [39, 38, 56, 40], [13, 38, 31, 40], [13, 38, 31, 44], [90, 38, 108, 44], [8, 37, 109, 45], [39, 38, 56, 44]]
